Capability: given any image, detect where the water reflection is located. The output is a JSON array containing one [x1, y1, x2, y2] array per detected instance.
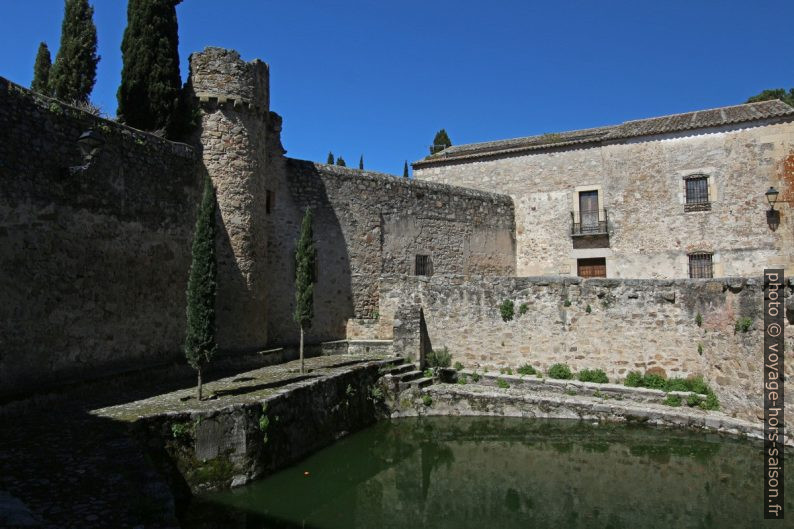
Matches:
[[183, 417, 793, 529]]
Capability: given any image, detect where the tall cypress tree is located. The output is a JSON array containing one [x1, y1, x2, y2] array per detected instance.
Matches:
[[336, 156, 346, 167], [327, 152, 335, 164], [294, 208, 315, 375], [359, 155, 364, 170], [430, 129, 452, 155], [185, 175, 217, 401], [118, 0, 182, 133], [31, 42, 52, 95], [49, 0, 98, 104], [403, 160, 409, 178]]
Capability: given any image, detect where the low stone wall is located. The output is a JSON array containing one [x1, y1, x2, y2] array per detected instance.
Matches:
[[379, 275, 794, 423]]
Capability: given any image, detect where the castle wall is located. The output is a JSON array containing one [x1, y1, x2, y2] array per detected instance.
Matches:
[[265, 161, 516, 345], [0, 78, 199, 396], [379, 275, 794, 423], [413, 120, 794, 278]]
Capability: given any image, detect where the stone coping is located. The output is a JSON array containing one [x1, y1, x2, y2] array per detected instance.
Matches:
[[399, 384, 788, 446]]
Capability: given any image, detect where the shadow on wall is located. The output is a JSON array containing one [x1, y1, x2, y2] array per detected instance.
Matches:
[[266, 159, 355, 346]]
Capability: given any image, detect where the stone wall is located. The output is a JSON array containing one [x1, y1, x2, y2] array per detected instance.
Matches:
[[379, 275, 794, 422], [414, 120, 794, 278], [0, 78, 199, 396], [264, 160, 516, 345]]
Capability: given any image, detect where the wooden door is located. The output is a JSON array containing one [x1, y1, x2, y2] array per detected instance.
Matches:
[[577, 257, 606, 278]]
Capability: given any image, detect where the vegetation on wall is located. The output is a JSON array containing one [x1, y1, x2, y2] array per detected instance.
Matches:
[[31, 42, 52, 95], [548, 363, 573, 380], [50, 0, 99, 104], [294, 207, 316, 374], [184, 175, 218, 401], [577, 368, 609, 384], [117, 0, 183, 136], [426, 347, 452, 369], [499, 299, 514, 322]]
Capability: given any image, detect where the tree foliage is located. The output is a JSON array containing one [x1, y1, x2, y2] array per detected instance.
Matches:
[[185, 175, 217, 400], [336, 156, 346, 167], [747, 88, 794, 108], [50, 0, 99, 104], [294, 208, 315, 330], [430, 128, 452, 155], [117, 0, 183, 135], [403, 160, 409, 178], [327, 151, 334, 164], [359, 155, 364, 170], [32, 42, 52, 95]]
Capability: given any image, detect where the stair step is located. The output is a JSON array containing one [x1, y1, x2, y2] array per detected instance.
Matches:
[[383, 364, 414, 376], [399, 370, 423, 382], [410, 377, 435, 388]]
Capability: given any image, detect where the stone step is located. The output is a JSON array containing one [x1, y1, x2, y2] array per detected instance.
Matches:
[[383, 363, 415, 376], [399, 370, 423, 382], [410, 376, 435, 389]]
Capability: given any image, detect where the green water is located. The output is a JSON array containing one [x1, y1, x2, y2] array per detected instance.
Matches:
[[184, 417, 792, 529]]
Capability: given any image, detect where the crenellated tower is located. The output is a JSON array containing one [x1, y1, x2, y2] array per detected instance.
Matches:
[[188, 47, 271, 352]]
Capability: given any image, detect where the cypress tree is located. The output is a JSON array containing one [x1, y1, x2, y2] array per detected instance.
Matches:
[[430, 129, 452, 155], [327, 151, 334, 164], [294, 208, 315, 374], [31, 42, 52, 95], [403, 160, 409, 178], [359, 155, 364, 170], [50, 0, 99, 104], [336, 156, 346, 167], [118, 0, 183, 134], [184, 175, 217, 401]]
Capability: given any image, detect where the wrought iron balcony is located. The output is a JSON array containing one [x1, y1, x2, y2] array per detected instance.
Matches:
[[571, 208, 608, 236]]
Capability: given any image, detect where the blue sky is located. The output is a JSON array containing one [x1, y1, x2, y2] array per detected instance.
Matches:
[[1, 1, 792, 175]]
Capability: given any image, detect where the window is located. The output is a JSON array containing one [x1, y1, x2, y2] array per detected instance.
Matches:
[[577, 257, 606, 278], [688, 253, 713, 278], [684, 175, 710, 211], [415, 255, 432, 276], [266, 190, 274, 214]]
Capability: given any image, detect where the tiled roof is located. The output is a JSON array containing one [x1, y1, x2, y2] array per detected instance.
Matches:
[[414, 100, 794, 166]]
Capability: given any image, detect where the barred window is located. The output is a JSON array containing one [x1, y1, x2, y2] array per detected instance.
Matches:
[[415, 255, 432, 276], [684, 175, 710, 211], [688, 252, 713, 279]]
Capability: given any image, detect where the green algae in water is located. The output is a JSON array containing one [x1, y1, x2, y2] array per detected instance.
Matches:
[[183, 417, 793, 529]]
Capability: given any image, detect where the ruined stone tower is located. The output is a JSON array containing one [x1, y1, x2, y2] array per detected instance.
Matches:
[[189, 47, 270, 352]]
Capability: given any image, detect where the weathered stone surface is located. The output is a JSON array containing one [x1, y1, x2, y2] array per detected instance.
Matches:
[[380, 275, 794, 423]]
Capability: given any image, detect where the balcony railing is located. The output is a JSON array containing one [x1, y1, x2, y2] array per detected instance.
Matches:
[[571, 208, 608, 236]]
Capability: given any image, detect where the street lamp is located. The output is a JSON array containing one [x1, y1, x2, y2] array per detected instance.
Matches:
[[765, 187, 780, 210]]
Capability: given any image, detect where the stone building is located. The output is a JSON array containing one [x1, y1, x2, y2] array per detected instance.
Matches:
[[413, 102, 794, 279]]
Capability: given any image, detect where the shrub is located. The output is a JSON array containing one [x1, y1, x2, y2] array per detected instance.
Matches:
[[422, 394, 432, 406], [470, 372, 481, 383], [563, 299, 572, 307], [700, 392, 720, 411], [518, 303, 529, 315], [697, 343, 703, 355], [423, 368, 433, 378], [458, 374, 468, 384], [663, 394, 682, 407], [585, 304, 592, 314], [642, 373, 667, 390], [500, 299, 515, 322], [695, 312, 703, 327], [517, 364, 537, 376], [577, 368, 609, 384], [735, 317, 753, 333], [453, 361, 464, 371], [624, 371, 643, 387], [505, 367, 513, 375], [426, 347, 452, 368], [548, 363, 573, 380], [497, 379, 510, 389], [686, 394, 701, 407]]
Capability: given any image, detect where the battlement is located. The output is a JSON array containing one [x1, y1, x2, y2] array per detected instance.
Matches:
[[188, 47, 269, 115]]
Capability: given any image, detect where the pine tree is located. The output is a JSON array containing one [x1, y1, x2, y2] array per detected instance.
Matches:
[[50, 0, 99, 104], [403, 160, 409, 178], [430, 129, 452, 155], [184, 175, 217, 401], [747, 88, 794, 108], [31, 42, 52, 95], [336, 156, 346, 167], [359, 155, 364, 170], [327, 151, 334, 164], [294, 208, 315, 374], [118, 0, 183, 134]]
